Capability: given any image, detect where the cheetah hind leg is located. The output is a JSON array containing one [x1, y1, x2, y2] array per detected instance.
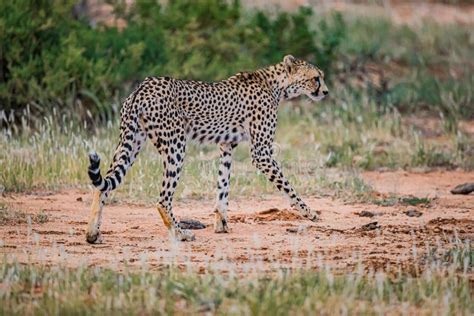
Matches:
[[157, 204, 195, 241], [86, 190, 105, 244], [213, 143, 234, 233]]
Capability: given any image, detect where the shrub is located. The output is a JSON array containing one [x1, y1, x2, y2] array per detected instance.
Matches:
[[0, 0, 346, 122]]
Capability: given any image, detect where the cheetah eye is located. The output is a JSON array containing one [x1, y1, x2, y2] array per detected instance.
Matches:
[[314, 77, 320, 84]]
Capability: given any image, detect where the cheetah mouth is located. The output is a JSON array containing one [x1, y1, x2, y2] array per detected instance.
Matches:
[[309, 92, 325, 101]]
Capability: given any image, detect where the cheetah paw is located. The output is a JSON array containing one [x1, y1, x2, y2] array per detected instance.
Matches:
[[304, 210, 320, 222], [214, 219, 229, 233], [214, 212, 229, 233], [294, 206, 321, 222], [86, 231, 103, 244]]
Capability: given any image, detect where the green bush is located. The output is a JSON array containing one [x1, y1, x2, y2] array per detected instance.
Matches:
[[0, 0, 346, 121]]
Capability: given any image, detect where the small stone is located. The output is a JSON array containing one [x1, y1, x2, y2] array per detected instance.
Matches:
[[361, 222, 380, 231], [179, 219, 206, 230], [286, 225, 307, 233], [358, 210, 375, 217], [76, 197, 83, 202], [451, 183, 474, 195], [404, 209, 422, 217]]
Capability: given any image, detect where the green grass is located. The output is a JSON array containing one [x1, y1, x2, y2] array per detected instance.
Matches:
[[1, 93, 471, 200], [0, 241, 472, 315], [372, 195, 432, 207], [399, 196, 431, 207], [3, 87, 473, 200]]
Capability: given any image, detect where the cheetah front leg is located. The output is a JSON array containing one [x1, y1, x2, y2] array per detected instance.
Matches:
[[214, 143, 237, 233], [250, 145, 319, 221]]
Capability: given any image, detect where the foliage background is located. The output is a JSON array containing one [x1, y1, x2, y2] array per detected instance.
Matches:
[[2, 0, 472, 123], [0, 0, 345, 121]]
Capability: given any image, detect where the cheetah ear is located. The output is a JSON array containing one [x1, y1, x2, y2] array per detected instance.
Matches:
[[283, 55, 296, 74]]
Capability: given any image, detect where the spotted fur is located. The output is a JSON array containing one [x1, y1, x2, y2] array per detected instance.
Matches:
[[86, 55, 329, 243]]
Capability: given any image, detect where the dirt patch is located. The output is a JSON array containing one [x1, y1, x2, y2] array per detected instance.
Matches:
[[427, 217, 474, 235], [232, 208, 303, 223], [0, 171, 472, 273]]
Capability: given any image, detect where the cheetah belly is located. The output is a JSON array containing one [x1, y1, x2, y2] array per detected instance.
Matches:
[[186, 120, 249, 144]]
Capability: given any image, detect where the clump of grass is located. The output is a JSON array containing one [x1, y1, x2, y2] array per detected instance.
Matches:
[[400, 196, 431, 206], [443, 246, 473, 270], [373, 196, 399, 207], [423, 238, 473, 273], [411, 136, 459, 168], [373, 195, 431, 207]]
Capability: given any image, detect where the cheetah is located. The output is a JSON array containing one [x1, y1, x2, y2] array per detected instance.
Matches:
[[86, 55, 329, 243]]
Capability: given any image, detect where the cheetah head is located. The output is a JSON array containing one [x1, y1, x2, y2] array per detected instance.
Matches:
[[282, 55, 329, 102]]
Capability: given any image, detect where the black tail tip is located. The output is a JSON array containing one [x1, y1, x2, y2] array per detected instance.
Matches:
[[88, 151, 100, 166]]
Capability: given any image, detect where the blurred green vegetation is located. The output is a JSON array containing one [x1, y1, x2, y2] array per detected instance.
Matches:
[[0, 0, 345, 121], [2, 0, 472, 123]]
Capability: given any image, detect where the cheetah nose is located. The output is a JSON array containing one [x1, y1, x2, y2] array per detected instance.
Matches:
[[323, 90, 329, 96]]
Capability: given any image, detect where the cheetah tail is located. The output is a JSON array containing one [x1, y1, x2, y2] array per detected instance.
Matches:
[[88, 151, 107, 191], [87, 80, 145, 192]]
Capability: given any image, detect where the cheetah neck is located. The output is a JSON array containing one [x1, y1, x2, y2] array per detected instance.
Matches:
[[253, 62, 290, 102]]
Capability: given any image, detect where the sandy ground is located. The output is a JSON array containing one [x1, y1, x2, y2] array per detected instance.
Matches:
[[1, 171, 473, 273]]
